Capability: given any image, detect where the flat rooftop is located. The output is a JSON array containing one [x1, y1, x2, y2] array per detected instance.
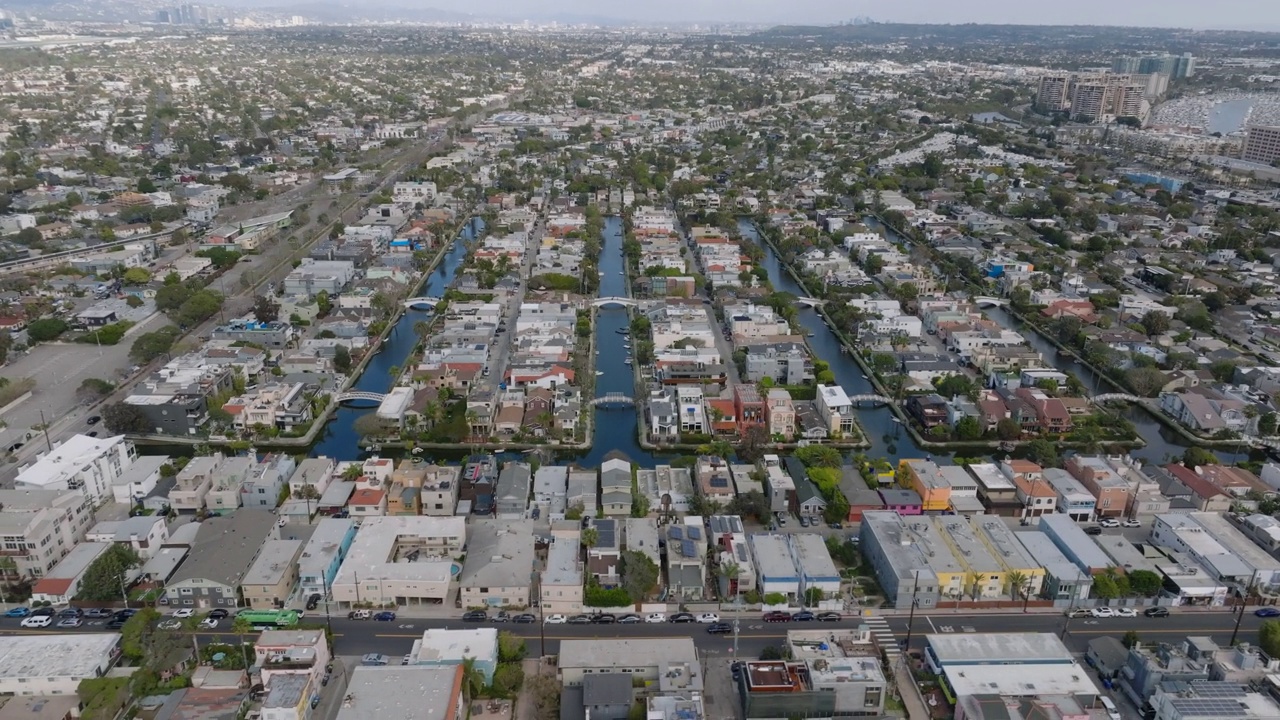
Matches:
[[242, 539, 303, 586], [336, 666, 462, 720], [334, 515, 464, 585], [558, 638, 697, 670], [925, 632, 1074, 666], [457, 519, 535, 589], [415, 628, 498, 663], [941, 661, 1099, 698], [0, 633, 120, 678]]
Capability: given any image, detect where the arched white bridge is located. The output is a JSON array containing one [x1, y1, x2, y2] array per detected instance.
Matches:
[[403, 296, 442, 308], [592, 297, 639, 308], [336, 391, 386, 404], [974, 296, 1009, 308], [590, 393, 636, 407], [1246, 435, 1280, 451], [848, 394, 894, 405], [795, 297, 825, 308], [1090, 393, 1148, 405]]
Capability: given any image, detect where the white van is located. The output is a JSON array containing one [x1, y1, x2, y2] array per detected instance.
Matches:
[[1099, 697, 1121, 720], [20, 615, 52, 628]]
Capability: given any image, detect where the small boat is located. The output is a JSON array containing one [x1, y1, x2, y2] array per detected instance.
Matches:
[[617, 270, 624, 275], [623, 359, 632, 366], [806, 332, 815, 337], [595, 371, 604, 376], [615, 328, 628, 335]]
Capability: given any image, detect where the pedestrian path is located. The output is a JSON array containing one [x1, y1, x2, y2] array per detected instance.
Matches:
[[861, 615, 900, 664]]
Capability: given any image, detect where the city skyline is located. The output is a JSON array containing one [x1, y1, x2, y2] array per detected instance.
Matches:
[[213, 0, 1280, 30]]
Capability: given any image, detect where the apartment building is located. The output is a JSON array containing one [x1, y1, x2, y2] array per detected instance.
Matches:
[[1243, 125, 1280, 166], [14, 434, 139, 504], [0, 490, 95, 580]]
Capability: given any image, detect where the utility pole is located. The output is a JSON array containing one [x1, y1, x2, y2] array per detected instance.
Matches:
[[902, 571, 921, 656], [1230, 587, 1250, 647], [38, 410, 52, 453]]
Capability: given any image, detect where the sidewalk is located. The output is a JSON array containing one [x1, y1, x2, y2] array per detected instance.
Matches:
[[893, 659, 931, 720]]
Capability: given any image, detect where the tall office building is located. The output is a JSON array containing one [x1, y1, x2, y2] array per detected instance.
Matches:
[[1173, 53, 1196, 79], [1038, 71, 1150, 123], [1242, 126, 1280, 165], [1111, 57, 1140, 74], [1138, 55, 1175, 76]]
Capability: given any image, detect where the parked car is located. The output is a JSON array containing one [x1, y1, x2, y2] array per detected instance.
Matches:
[[374, 611, 397, 622], [670, 613, 696, 624], [208, 609, 229, 620], [1122, 519, 1142, 528], [706, 622, 733, 635], [172, 608, 195, 618], [545, 614, 567, 624], [200, 618, 220, 629], [799, 516, 812, 528], [1256, 607, 1280, 618], [348, 610, 372, 620], [1099, 518, 1121, 528], [591, 614, 616, 624], [86, 416, 101, 425], [30, 607, 55, 617], [1066, 608, 1092, 618], [568, 615, 592, 624], [20, 616, 52, 628], [512, 613, 536, 624], [305, 594, 322, 610], [158, 620, 183, 630], [817, 612, 842, 622], [1115, 607, 1138, 618], [461, 611, 486, 622], [361, 654, 388, 666], [792, 611, 816, 622], [83, 608, 113, 618], [618, 614, 641, 624], [1144, 607, 1170, 618], [644, 613, 666, 623], [4, 607, 29, 618], [696, 613, 720, 624], [56, 618, 83, 628], [105, 620, 126, 630], [1091, 607, 1117, 618], [492, 611, 510, 623], [1083, 526, 1104, 536], [763, 611, 791, 623], [58, 607, 82, 618]]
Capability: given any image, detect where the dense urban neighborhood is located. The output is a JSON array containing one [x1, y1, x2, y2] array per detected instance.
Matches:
[[5, 9, 1280, 720]]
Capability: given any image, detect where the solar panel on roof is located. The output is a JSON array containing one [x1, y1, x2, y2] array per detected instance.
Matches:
[[687, 526, 702, 540], [670, 526, 684, 540], [682, 540, 696, 558], [597, 523, 616, 548], [710, 478, 729, 488]]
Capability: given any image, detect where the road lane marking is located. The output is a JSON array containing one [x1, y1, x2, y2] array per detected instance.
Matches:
[[927, 616, 937, 633]]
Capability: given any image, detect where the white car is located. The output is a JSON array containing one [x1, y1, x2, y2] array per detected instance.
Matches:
[[1122, 519, 1141, 528], [1099, 519, 1121, 528], [158, 619, 183, 630], [1091, 607, 1116, 618], [544, 614, 567, 625], [696, 613, 720, 624], [1115, 608, 1138, 618], [644, 613, 666, 624], [20, 615, 52, 628], [199, 618, 219, 629], [172, 608, 195, 618]]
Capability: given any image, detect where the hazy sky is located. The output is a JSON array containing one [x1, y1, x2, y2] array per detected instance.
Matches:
[[299, 0, 1277, 28]]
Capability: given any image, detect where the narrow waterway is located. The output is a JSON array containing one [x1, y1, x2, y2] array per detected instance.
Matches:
[[573, 216, 656, 466], [310, 218, 480, 459], [738, 219, 920, 462]]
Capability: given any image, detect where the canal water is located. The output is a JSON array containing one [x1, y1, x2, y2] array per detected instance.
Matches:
[[571, 216, 656, 466], [1208, 98, 1253, 136], [738, 219, 917, 462], [309, 218, 480, 459]]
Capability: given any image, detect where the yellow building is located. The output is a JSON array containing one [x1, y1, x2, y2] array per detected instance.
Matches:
[[932, 517, 1006, 600], [969, 515, 1047, 599], [900, 459, 952, 513]]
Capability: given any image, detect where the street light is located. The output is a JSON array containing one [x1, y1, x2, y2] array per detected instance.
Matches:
[[902, 570, 922, 658]]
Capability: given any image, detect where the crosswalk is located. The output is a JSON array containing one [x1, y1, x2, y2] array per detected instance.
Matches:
[[860, 615, 901, 664]]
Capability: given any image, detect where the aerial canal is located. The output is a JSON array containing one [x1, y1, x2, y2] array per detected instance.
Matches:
[[309, 218, 480, 459]]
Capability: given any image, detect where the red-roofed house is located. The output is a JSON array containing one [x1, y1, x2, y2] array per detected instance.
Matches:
[[1041, 299, 1099, 324], [707, 398, 738, 435], [1162, 464, 1233, 512], [733, 384, 765, 435], [348, 488, 386, 518]]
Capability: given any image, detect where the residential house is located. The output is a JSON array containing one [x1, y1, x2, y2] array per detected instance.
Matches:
[[163, 510, 278, 609], [600, 459, 632, 516]]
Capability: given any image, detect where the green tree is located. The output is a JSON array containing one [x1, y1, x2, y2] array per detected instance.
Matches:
[[460, 656, 485, 703], [996, 418, 1022, 441], [620, 550, 659, 603], [1125, 367, 1167, 397], [1183, 446, 1219, 468], [1260, 413, 1279, 437], [122, 267, 152, 285], [333, 345, 352, 374], [0, 332, 11, 365], [102, 402, 152, 434], [1261, 620, 1280, 658], [315, 290, 332, 317], [1141, 310, 1170, 337], [1122, 629, 1141, 649], [26, 317, 68, 343], [1023, 439, 1059, 467], [252, 295, 279, 323], [129, 327, 180, 362], [1127, 569, 1162, 597], [955, 416, 983, 441], [75, 545, 141, 601]]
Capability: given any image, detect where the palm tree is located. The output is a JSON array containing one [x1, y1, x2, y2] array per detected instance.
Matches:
[[1005, 570, 1029, 609], [581, 527, 599, 549], [413, 321, 431, 343], [296, 484, 322, 523], [720, 562, 741, 603], [460, 656, 485, 704]]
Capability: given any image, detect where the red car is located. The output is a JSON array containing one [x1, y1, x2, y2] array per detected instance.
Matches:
[[763, 611, 792, 623]]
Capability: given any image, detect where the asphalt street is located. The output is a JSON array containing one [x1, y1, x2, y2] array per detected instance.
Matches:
[[0, 608, 1264, 661]]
